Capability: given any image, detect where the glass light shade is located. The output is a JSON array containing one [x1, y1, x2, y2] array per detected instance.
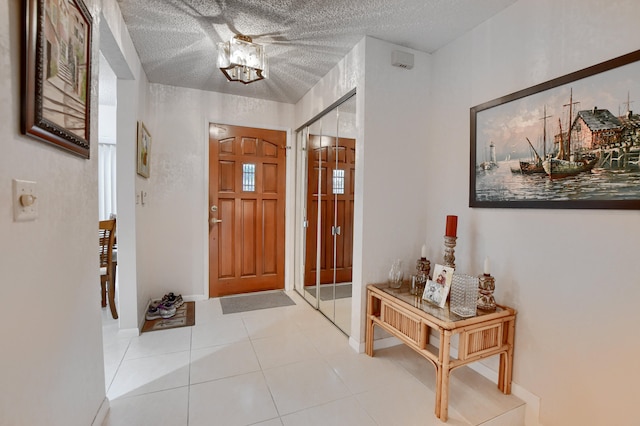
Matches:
[[217, 35, 266, 84]]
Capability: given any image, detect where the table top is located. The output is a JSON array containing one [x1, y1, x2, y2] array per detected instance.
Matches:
[[368, 282, 514, 326]]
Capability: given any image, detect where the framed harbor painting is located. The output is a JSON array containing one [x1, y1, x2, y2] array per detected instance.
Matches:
[[22, 0, 93, 158], [470, 49, 640, 210]]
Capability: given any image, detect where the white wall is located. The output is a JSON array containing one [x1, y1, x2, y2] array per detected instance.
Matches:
[[426, 1, 640, 425], [100, 0, 150, 331], [139, 85, 295, 303], [0, 0, 106, 424], [295, 37, 433, 348]]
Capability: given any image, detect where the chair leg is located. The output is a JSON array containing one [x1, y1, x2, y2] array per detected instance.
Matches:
[[101, 279, 107, 307], [108, 277, 118, 319]]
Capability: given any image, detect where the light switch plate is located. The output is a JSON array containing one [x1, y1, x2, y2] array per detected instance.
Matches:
[[13, 179, 38, 222]]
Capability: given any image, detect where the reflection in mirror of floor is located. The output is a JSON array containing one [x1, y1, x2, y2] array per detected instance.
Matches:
[[303, 282, 352, 335]]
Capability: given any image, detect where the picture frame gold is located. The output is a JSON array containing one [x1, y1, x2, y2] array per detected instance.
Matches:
[[22, 0, 92, 158], [137, 121, 151, 178]]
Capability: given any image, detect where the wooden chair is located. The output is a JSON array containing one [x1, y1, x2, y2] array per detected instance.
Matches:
[[99, 219, 118, 319]]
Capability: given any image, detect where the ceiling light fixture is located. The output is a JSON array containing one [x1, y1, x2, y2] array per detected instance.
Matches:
[[217, 35, 267, 84]]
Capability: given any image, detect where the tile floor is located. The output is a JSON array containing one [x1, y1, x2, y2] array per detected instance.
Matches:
[[102, 291, 524, 426]]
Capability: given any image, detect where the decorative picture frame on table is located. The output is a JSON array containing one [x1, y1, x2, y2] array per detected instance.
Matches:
[[422, 263, 454, 308], [470, 49, 640, 210], [137, 121, 151, 178], [22, 0, 93, 159]]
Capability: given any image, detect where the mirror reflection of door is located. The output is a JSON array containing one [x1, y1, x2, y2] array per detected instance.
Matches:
[[299, 93, 356, 335], [304, 135, 355, 286], [208, 124, 287, 298]]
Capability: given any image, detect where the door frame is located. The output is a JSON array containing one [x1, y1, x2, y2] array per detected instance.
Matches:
[[201, 119, 295, 298]]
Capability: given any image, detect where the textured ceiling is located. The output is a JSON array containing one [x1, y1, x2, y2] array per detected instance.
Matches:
[[115, 0, 517, 104]]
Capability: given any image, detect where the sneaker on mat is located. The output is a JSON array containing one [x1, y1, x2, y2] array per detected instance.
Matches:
[[161, 292, 184, 309], [146, 303, 176, 320]]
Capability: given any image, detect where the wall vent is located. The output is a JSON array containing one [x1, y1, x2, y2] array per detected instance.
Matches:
[[391, 50, 414, 69]]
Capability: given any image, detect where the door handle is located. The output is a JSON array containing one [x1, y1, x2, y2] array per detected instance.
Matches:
[[211, 218, 223, 224]]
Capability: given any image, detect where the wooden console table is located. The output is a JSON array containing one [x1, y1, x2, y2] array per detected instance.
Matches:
[[365, 283, 516, 422]]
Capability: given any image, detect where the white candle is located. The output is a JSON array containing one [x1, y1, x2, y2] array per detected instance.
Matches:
[[484, 256, 490, 275], [421, 244, 427, 258]]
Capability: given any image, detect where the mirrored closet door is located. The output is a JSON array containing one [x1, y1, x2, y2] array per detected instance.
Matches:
[[295, 93, 356, 335]]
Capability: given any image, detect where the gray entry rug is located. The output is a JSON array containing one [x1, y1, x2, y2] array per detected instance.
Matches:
[[305, 283, 352, 301], [220, 291, 296, 314]]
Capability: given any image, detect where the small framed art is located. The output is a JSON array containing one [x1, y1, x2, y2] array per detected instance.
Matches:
[[137, 121, 151, 178]]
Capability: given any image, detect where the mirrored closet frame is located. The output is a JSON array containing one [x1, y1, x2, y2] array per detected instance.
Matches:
[[294, 89, 357, 336]]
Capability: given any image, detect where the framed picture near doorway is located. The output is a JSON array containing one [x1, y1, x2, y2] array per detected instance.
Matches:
[[137, 121, 151, 178], [470, 49, 640, 210], [22, 0, 93, 159]]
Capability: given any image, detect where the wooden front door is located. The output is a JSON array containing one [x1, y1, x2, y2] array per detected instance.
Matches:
[[209, 124, 287, 297], [305, 135, 355, 285]]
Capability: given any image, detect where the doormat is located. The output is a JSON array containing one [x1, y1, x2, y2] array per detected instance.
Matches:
[[142, 301, 195, 333], [305, 283, 352, 301], [220, 291, 295, 314]]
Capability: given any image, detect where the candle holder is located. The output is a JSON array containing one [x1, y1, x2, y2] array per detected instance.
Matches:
[[443, 236, 457, 269], [477, 273, 497, 311], [413, 257, 430, 295]]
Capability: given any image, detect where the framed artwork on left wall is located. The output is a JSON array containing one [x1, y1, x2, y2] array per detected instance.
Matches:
[[137, 121, 151, 178], [22, 0, 93, 158]]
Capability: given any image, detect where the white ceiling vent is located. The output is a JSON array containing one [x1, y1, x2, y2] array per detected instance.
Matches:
[[391, 50, 414, 69]]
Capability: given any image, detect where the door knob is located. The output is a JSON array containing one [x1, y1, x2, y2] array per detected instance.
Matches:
[[211, 218, 223, 224]]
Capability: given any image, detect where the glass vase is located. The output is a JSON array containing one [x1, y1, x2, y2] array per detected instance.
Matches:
[[450, 273, 479, 317], [388, 259, 404, 289]]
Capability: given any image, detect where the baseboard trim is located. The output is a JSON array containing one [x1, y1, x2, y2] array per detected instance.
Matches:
[[92, 397, 109, 426], [184, 294, 208, 302]]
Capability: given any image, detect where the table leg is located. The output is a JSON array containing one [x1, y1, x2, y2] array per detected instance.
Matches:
[[437, 330, 452, 422], [498, 317, 515, 393]]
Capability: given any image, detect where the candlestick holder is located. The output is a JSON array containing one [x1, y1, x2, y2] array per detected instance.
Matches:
[[477, 273, 496, 311], [443, 236, 457, 269], [413, 257, 430, 295]]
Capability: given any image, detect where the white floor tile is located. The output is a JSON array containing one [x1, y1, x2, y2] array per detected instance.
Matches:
[[194, 298, 224, 325], [252, 331, 321, 370], [262, 359, 351, 415], [107, 351, 190, 400], [190, 316, 249, 350], [481, 405, 526, 426], [325, 350, 417, 395], [102, 335, 131, 392], [190, 340, 261, 385], [103, 386, 188, 426], [355, 376, 470, 426], [280, 396, 374, 426], [252, 418, 284, 426], [188, 371, 278, 426], [242, 310, 302, 340], [124, 327, 192, 360]]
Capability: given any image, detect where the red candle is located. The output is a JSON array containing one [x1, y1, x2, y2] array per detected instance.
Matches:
[[445, 215, 458, 237]]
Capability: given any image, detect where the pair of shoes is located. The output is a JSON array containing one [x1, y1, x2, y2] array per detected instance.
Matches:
[[146, 301, 176, 320], [161, 292, 184, 309]]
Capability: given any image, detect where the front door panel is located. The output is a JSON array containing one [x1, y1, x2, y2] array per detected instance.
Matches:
[[209, 124, 287, 297]]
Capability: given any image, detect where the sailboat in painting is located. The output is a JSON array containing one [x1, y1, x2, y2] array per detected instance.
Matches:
[[512, 105, 548, 174], [518, 137, 545, 174], [543, 89, 598, 178]]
